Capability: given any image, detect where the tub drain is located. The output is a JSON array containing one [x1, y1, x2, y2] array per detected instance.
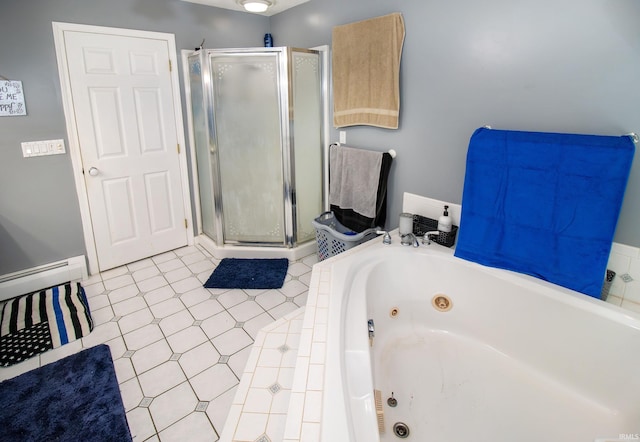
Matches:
[[431, 294, 452, 312], [393, 422, 410, 438]]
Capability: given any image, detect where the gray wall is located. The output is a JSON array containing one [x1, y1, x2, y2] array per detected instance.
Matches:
[[273, 0, 640, 246], [2, 0, 639, 275], [0, 0, 269, 274]]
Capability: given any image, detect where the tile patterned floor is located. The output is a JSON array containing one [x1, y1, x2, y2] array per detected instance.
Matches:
[[0, 244, 318, 442]]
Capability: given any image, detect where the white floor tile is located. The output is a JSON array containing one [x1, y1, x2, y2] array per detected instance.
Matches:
[[143, 285, 176, 306], [227, 300, 265, 322], [180, 287, 212, 307], [109, 284, 140, 304], [279, 279, 309, 297], [287, 262, 312, 277], [119, 377, 144, 412], [112, 296, 147, 317], [150, 298, 186, 319], [157, 258, 186, 273], [227, 345, 252, 379], [171, 277, 202, 294], [166, 326, 208, 354], [152, 251, 178, 265], [148, 381, 198, 431], [127, 258, 155, 272], [123, 324, 164, 350], [189, 363, 239, 401], [113, 356, 136, 383], [159, 411, 219, 442], [119, 308, 154, 335], [268, 302, 300, 320], [1, 247, 316, 442], [189, 298, 225, 320], [211, 328, 253, 356], [179, 341, 221, 378], [266, 413, 288, 441], [132, 266, 161, 282], [201, 310, 238, 339], [160, 309, 196, 337], [181, 251, 207, 266], [233, 412, 268, 441], [137, 275, 169, 293], [104, 274, 135, 291], [138, 361, 187, 397], [243, 388, 273, 413], [131, 339, 173, 374], [126, 407, 157, 441], [91, 305, 115, 326], [82, 321, 122, 348], [255, 290, 286, 311], [188, 260, 215, 275], [101, 266, 129, 280], [83, 281, 105, 297], [216, 289, 248, 309], [87, 293, 110, 310], [165, 266, 193, 284], [206, 386, 237, 433], [242, 312, 276, 339]]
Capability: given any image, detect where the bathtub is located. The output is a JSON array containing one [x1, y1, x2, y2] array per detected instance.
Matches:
[[321, 235, 640, 442]]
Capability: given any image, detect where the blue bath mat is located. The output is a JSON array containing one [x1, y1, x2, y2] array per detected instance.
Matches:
[[204, 258, 289, 289], [0, 344, 132, 442]]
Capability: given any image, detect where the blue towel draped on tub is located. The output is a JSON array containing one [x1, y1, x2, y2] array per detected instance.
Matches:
[[454, 127, 635, 298]]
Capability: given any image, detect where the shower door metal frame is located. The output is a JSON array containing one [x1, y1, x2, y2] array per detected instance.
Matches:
[[186, 46, 325, 249], [206, 47, 321, 248]]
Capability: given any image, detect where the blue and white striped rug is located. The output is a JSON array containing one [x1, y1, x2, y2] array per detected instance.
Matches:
[[0, 282, 93, 366]]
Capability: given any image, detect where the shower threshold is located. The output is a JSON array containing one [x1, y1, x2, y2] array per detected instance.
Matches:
[[196, 234, 317, 261]]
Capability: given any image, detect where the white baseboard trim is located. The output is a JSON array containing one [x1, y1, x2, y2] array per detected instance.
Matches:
[[0, 256, 87, 302]]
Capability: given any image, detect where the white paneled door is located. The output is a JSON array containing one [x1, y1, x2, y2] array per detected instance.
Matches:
[[57, 26, 189, 272]]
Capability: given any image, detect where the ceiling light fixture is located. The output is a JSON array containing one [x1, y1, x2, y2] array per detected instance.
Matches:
[[240, 0, 272, 13]]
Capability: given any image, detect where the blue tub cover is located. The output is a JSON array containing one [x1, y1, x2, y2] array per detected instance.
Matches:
[[454, 127, 635, 298]]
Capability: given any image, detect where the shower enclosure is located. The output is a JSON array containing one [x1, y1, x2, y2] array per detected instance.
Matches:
[[187, 47, 325, 251]]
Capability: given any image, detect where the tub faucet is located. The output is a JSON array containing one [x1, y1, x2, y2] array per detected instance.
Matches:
[[422, 231, 440, 245], [376, 230, 392, 245], [401, 232, 420, 247]]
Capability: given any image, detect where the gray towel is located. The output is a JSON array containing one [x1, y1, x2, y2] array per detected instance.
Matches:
[[329, 145, 383, 219]]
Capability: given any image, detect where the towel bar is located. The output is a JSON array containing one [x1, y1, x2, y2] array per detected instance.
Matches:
[[482, 126, 638, 144], [330, 142, 397, 158]]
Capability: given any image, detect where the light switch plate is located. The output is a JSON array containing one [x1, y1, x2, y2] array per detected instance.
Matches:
[[21, 139, 66, 157]]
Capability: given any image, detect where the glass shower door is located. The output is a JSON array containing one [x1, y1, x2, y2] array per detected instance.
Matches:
[[209, 51, 286, 245], [291, 49, 323, 244], [188, 52, 219, 242]]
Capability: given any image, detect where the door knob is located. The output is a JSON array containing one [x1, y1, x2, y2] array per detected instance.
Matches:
[[88, 167, 99, 176]]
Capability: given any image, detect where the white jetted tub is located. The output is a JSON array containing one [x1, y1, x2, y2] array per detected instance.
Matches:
[[321, 236, 640, 442]]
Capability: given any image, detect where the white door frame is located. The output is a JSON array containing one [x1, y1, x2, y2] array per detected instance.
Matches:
[[52, 22, 194, 275]]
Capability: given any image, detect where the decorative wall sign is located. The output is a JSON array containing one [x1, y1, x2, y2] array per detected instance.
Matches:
[[0, 80, 26, 116]]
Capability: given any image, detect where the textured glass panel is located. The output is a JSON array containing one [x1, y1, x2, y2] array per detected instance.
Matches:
[[292, 51, 323, 243], [188, 54, 216, 239], [211, 53, 285, 244]]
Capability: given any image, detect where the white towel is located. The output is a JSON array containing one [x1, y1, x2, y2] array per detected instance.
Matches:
[[329, 145, 383, 219]]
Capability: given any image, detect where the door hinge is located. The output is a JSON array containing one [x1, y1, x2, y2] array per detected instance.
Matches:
[[177, 143, 180, 154], [184, 219, 188, 229], [169, 60, 172, 72]]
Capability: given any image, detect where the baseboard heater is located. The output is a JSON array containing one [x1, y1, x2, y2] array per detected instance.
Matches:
[[0, 256, 87, 303]]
